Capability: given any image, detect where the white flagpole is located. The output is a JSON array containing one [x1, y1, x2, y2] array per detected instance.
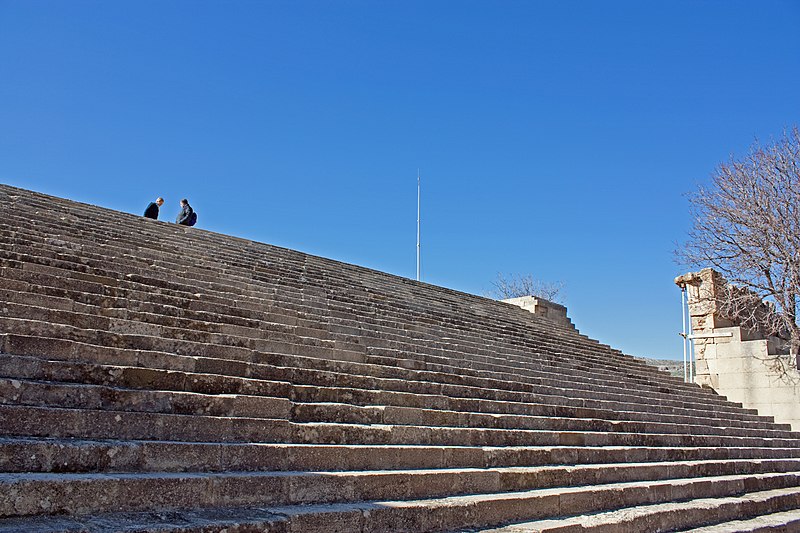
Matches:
[[682, 286, 688, 382], [417, 169, 421, 282]]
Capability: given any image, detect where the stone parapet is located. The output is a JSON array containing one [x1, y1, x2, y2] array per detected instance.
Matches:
[[501, 296, 576, 331]]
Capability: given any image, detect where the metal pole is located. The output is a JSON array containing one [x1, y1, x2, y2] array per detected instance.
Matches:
[[681, 286, 688, 383], [416, 169, 420, 282]]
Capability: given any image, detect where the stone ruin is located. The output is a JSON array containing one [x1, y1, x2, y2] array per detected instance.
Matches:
[[500, 296, 576, 331], [676, 268, 800, 431], [3, 184, 800, 531]]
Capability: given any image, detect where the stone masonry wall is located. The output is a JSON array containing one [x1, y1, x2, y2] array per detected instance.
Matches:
[[676, 268, 800, 430], [502, 296, 577, 331]]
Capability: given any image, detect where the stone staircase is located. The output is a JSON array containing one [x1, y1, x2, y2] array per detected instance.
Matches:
[[2, 184, 800, 532]]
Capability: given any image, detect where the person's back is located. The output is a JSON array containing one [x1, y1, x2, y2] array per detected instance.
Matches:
[[143, 197, 164, 220], [175, 199, 196, 226]]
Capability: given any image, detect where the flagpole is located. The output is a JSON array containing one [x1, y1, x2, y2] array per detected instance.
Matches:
[[416, 169, 421, 282]]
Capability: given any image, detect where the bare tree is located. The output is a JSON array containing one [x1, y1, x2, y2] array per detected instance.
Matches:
[[679, 126, 800, 355], [488, 273, 564, 304]]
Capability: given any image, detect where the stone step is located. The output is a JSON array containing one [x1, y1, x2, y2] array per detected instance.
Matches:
[[4, 290, 680, 402], [0, 377, 294, 419], [1, 404, 797, 449], [0, 202, 609, 357], [259, 473, 800, 532], [4, 437, 800, 474], [0, 284, 308, 339], [0, 232, 606, 361], [678, 509, 800, 532], [1, 375, 788, 442], [4, 462, 800, 520], [0, 286, 744, 420], [0, 220, 708, 400], [3, 471, 790, 533], [0, 506, 287, 532], [0, 344, 782, 434], [479, 486, 800, 532], [0, 220, 571, 346], [0, 272, 636, 394], [0, 254, 664, 386], [0, 282, 724, 428], [0, 190, 660, 372], [0, 204, 780, 390], [0, 347, 790, 440], [0, 264, 302, 329], [0, 344, 771, 438], [5, 184, 800, 532], [0, 310, 767, 425], [0, 236, 701, 392], [10, 501, 799, 533], [0, 289, 732, 426]]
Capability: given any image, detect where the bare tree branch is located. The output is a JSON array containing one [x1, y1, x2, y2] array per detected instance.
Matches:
[[678, 126, 800, 356], [487, 273, 565, 303]]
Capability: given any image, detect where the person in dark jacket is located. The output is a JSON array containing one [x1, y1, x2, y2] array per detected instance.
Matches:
[[175, 198, 195, 225], [143, 198, 164, 219]]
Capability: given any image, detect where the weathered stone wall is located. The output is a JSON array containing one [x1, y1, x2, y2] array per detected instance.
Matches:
[[502, 296, 576, 331], [676, 268, 800, 430]]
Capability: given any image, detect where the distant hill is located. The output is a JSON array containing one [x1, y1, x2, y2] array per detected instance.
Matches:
[[637, 356, 691, 378]]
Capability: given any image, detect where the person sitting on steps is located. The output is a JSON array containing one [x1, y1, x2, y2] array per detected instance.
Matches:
[[175, 198, 197, 226], [143, 197, 164, 220]]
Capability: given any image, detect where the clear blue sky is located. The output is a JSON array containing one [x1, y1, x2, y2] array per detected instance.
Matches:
[[2, 1, 799, 360]]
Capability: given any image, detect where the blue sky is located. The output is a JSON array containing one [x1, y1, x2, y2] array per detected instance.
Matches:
[[2, 1, 799, 360]]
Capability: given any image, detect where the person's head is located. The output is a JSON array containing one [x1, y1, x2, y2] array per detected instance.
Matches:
[[156, 198, 164, 206], [180, 198, 188, 206]]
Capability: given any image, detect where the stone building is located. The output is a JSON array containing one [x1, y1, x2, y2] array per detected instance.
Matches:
[[676, 268, 800, 430]]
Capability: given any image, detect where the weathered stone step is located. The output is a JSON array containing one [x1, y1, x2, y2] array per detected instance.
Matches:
[[478, 486, 800, 532], [0, 225, 528, 336], [0, 289, 692, 409], [0, 338, 739, 436], [0, 248, 580, 376], [0, 204, 606, 361], [0, 200, 780, 408], [0, 270, 712, 424], [5, 471, 779, 533], [4, 437, 799, 474], [0, 264, 303, 328], [0, 506, 286, 532], [0, 255, 658, 388], [0, 313, 356, 364], [1, 404, 797, 449], [0, 238, 695, 392], [0, 337, 770, 434], [0, 285, 310, 340], [5, 184, 800, 532], [0, 230, 596, 358], [2, 375, 787, 442], [0, 208, 748, 394], [10, 499, 797, 533], [678, 508, 800, 532], [0, 287, 726, 423], [4, 462, 800, 521], [0, 343, 780, 434], [267, 473, 800, 532], [0, 311, 765, 425], [0, 288, 744, 418], [0, 277, 583, 377], [0, 222, 577, 352], [0, 299, 348, 359], [0, 377, 295, 419]]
